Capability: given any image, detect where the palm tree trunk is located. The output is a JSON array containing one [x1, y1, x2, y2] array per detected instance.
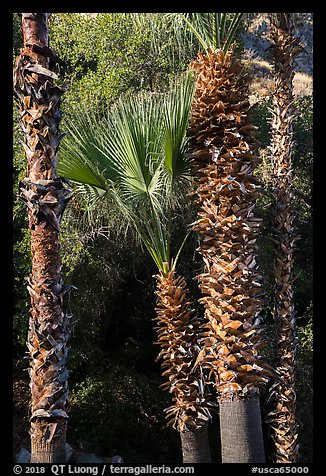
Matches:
[[188, 48, 271, 463], [154, 269, 212, 463], [179, 425, 211, 463], [219, 396, 265, 463], [266, 13, 302, 464], [13, 13, 70, 463]]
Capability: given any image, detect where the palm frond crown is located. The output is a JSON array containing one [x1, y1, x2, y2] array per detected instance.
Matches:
[[166, 13, 244, 53], [58, 73, 196, 273]]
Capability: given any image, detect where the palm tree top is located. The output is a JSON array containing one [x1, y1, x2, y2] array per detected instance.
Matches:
[[167, 13, 244, 53], [58, 74, 196, 275]]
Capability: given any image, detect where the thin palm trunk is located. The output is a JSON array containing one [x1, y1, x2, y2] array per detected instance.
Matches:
[[154, 269, 212, 463], [266, 13, 302, 464], [13, 13, 70, 463], [188, 48, 271, 463]]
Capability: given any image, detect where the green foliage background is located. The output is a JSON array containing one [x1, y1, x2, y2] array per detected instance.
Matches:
[[13, 13, 313, 463]]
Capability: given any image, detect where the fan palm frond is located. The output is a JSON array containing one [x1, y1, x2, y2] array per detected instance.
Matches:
[[58, 73, 195, 273], [163, 72, 195, 182], [167, 13, 244, 53]]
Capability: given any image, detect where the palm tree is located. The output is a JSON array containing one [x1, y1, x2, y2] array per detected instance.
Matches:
[[13, 13, 70, 463], [265, 13, 302, 463], [57, 76, 212, 463], [169, 13, 273, 462]]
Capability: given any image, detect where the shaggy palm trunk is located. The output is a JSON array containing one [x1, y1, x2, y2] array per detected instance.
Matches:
[[13, 13, 70, 463], [266, 13, 302, 464], [154, 269, 212, 463], [188, 49, 272, 463]]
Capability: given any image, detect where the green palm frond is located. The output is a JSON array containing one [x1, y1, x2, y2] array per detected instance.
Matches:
[[58, 74, 195, 273], [58, 109, 116, 192], [163, 73, 195, 184], [166, 13, 244, 53], [97, 93, 166, 212]]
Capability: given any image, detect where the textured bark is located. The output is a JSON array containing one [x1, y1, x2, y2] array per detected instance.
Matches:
[[187, 48, 271, 462], [13, 13, 70, 463], [219, 396, 265, 463], [188, 49, 272, 396], [30, 421, 67, 463], [266, 13, 302, 464], [154, 270, 212, 462], [179, 425, 211, 463]]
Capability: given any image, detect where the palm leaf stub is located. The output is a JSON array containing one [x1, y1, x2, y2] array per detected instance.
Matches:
[[265, 13, 302, 464], [188, 49, 272, 399], [154, 269, 212, 431]]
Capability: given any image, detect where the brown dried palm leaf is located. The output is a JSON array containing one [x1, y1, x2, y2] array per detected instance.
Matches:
[[265, 13, 302, 464], [188, 48, 272, 401], [13, 15, 71, 456], [154, 269, 212, 431]]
